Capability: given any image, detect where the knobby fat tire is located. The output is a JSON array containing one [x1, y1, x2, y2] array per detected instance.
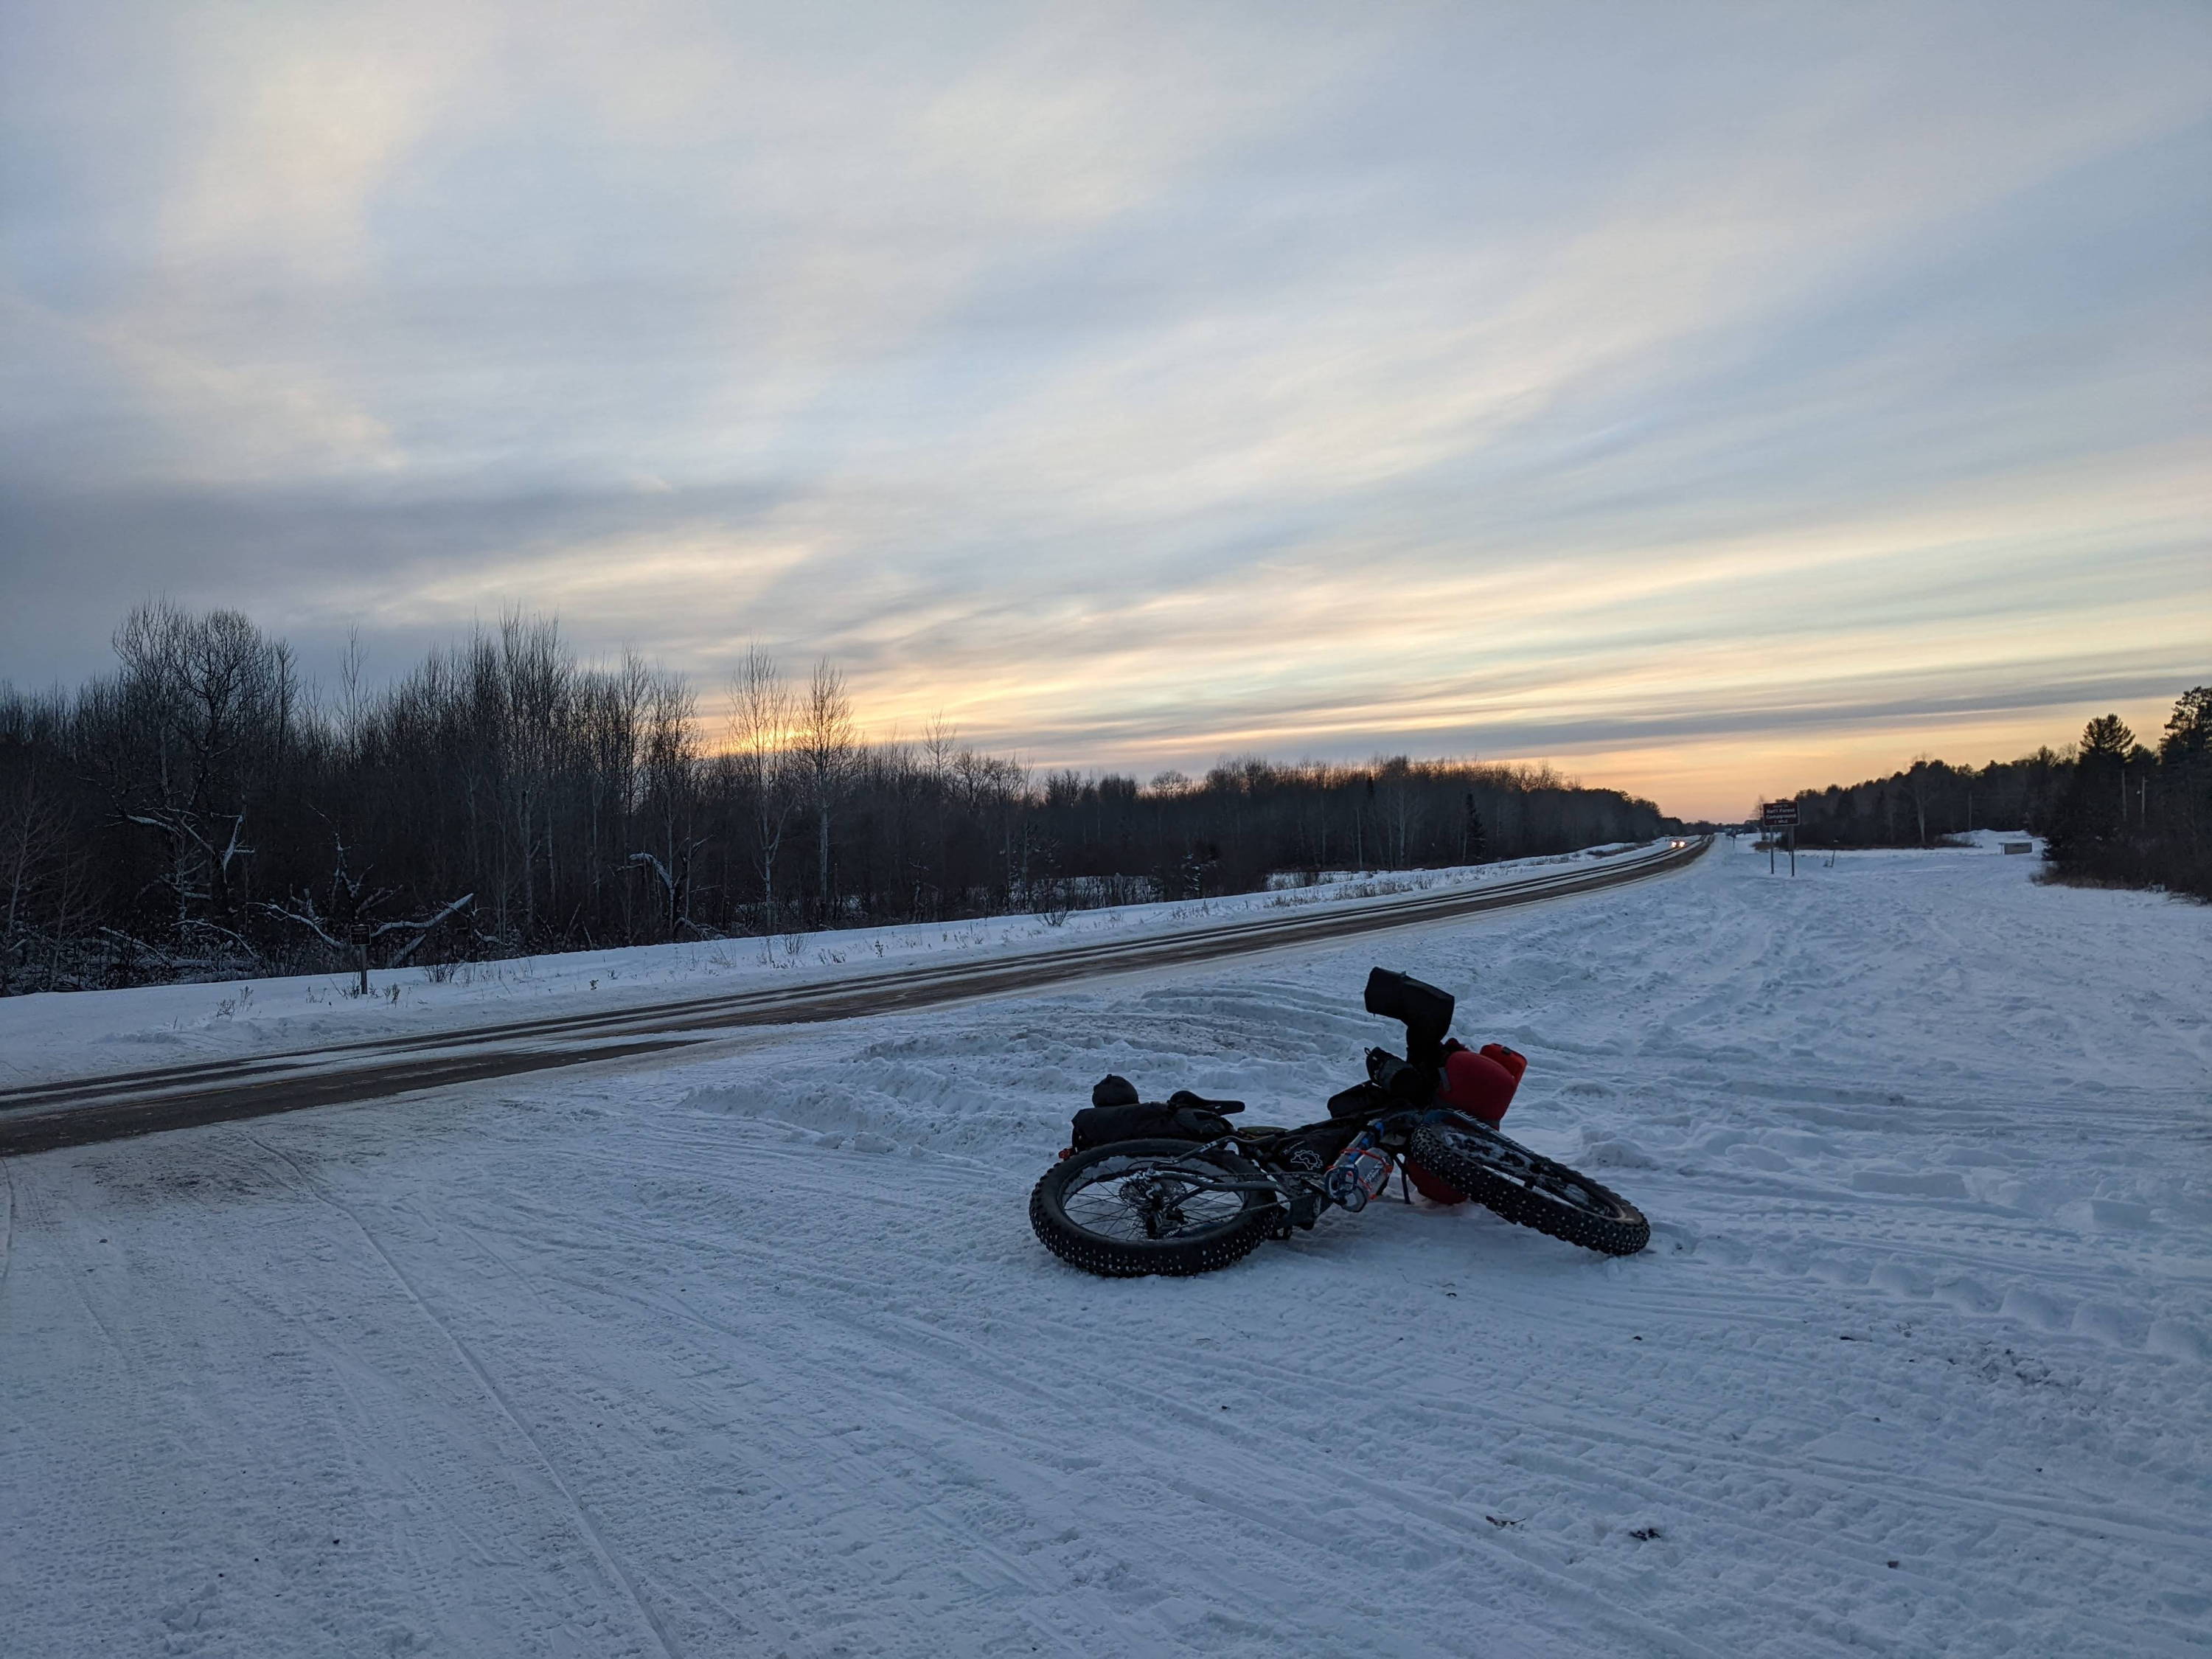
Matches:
[[1030, 1138, 1279, 1278], [1408, 1122, 1650, 1256]]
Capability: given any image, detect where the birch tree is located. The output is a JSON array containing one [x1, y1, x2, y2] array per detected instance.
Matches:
[[627, 669, 701, 940], [727, 647, 793, 927], [797, 659, 855, 921]]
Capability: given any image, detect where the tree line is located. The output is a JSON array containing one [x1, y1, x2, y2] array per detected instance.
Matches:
[[1778, 686, 2211, 900], [0, 603, 1667, 993]]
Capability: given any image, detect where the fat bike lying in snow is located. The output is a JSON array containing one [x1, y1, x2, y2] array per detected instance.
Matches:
[[1029, 967, 1649, 1278]]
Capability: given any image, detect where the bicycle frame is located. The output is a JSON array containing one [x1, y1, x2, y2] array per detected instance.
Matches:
[[1128, 1099, 1494, 1238], [1035, 973, 1652, 1270]]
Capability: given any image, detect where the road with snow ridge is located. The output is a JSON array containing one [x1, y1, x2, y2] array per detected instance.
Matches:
[[0, 838, 1706, 1154]]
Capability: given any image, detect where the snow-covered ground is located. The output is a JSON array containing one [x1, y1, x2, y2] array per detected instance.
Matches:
[[0, 845, 1649, 1089], [2, 834, 2207, 1656]]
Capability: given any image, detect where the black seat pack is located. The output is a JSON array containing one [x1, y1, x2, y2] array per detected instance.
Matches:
[[1327, 1081, 1388, 1119], [1069, 1078, 1245, 1151]]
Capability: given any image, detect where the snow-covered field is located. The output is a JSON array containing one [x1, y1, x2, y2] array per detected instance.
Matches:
[[2, 835, 2206, 1657]]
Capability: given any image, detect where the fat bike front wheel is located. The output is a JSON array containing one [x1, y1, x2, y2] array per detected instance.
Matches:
[[1030, 1139, 1280, 1278], [1408, 1119, 1650, 1257]]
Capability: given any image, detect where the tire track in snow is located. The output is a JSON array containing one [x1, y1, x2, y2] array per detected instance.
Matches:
[[247, 1135, 686, 1659], [529, 1115, 2165, 1562], [0, 1155, 14, 1292], [379, 1123, 1629, 1654], [288, 1144, 998, 1652], [410, 1159, 1213, 1638], [424, 1119, 2069, 1656]]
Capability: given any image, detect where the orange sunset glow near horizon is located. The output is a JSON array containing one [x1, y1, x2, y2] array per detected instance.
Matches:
[[4, 3, 2206, 823]]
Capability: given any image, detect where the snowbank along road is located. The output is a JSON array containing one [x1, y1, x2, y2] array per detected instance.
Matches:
[[1, 834, 2207, 1656], [0, 838, 1704, 1154]]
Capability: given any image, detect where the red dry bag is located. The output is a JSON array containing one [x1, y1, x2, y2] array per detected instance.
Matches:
[[1403, 1041, 1528, 1204]]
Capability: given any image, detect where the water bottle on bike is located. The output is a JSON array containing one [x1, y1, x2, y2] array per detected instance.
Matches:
[[1325, 1127, 1395, 1212]]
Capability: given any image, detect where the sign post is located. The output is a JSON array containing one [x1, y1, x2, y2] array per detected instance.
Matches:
[[1761, 801, 1798, 876], [347, 920, 373, 996]]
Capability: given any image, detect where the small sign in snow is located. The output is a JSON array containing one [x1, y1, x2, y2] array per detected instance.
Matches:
[[1759, 801, 1798, 875]]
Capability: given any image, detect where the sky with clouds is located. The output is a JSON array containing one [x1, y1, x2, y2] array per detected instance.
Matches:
[[3, 1, 2206, 817]]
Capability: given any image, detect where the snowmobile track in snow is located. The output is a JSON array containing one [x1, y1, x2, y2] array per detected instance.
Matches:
[[0, 838, 1708, 1155]]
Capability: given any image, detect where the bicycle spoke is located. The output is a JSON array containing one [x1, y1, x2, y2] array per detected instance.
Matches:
[[1061, 1158, 1251, 1243]]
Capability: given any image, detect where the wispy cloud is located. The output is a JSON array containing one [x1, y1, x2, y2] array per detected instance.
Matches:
[[2, 1, 2205, 815]]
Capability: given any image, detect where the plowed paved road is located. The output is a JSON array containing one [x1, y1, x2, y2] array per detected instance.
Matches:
[[0, 840, 1706, 1155]]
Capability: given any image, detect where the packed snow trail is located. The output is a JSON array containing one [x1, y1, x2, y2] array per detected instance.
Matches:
[[1, 837, 2205, 1655]]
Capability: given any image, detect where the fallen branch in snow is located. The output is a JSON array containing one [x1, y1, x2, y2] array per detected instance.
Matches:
[[262, 889, 475, 990], [259, 900, 344, 954], [373, 894, 476, 967]]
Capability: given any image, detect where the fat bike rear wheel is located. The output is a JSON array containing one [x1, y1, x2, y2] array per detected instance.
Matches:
[[1408, 1119, 1649, 1256], [1030, 1138, 1280, 1278]]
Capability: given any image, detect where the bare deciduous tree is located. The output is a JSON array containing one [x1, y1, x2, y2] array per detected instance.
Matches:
[[728, 647, 794, 927], [628, 668, 702, 940], [797, 658, 855, 921], [96, 601, 296, 956], [1, 603, 1704, 992]]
